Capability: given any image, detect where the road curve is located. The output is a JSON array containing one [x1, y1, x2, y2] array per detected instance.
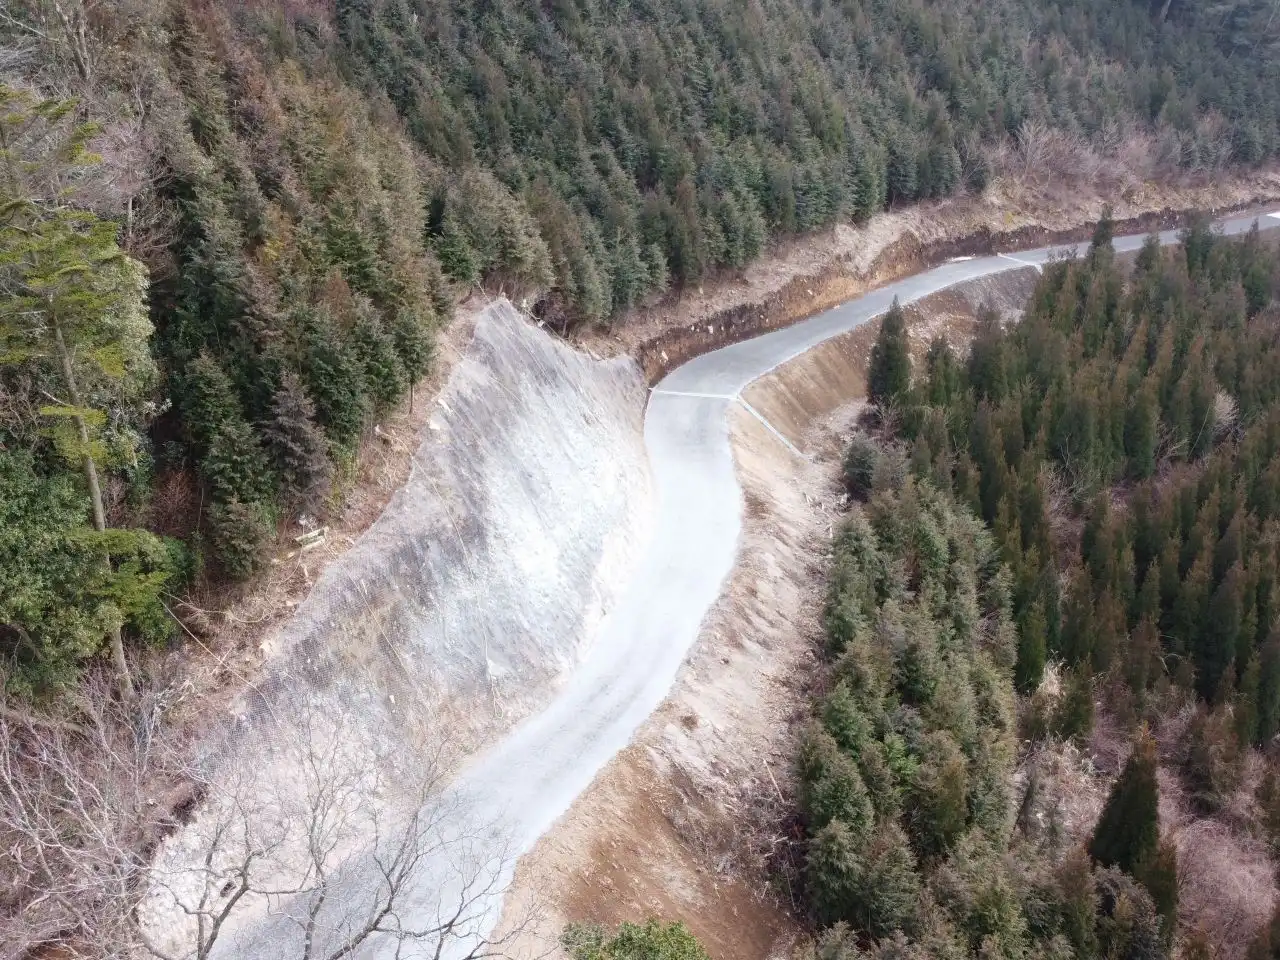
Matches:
[[393, 210, 1280, 956]]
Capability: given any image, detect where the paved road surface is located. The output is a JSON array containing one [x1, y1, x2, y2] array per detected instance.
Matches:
[[242, 211, 1280, 958]]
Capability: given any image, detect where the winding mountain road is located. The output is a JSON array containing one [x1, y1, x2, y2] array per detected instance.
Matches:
[[258, 210, 1280, 959]]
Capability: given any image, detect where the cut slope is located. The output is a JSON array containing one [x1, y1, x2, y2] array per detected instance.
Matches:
[[141, 300, 652, 956]]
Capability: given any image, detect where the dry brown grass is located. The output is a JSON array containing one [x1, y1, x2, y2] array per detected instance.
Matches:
[[1161, 764, 1277, 960], [1021, 689, 1278, 960]]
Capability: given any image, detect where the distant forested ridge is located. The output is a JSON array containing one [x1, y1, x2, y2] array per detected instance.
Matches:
[[330, 0, 1280, 321], [1, 0, 1280, 693]]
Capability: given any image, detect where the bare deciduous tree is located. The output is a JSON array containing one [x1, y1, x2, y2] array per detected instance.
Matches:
[[0, 675, 182, 958], [139, 700, 528, 960], [1, 674, 536, 960]]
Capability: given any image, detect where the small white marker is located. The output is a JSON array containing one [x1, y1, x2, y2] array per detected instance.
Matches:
[[998, 251, 1043, 273], [1268, 212, 1280, 220]]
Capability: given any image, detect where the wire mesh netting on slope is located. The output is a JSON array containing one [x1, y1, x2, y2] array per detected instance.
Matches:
[[138, 299, 652, 960], [260, 298, 651, 746]]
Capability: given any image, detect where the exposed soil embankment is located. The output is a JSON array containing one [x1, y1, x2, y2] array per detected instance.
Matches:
[[246, 301, 651, 751], [499, 265, 1052, 959], [578, 174, 1280, 387], [497, 403, 840, 960], [742, 269, 1041, 449], [142, 301, 655, 955]]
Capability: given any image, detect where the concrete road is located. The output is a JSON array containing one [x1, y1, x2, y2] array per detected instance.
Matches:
[[299, 211, 1280, 958]]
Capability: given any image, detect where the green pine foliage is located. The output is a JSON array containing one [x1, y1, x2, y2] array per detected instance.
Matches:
[[895, 225, 1280, 723], [0, 87, 176, 692], [264, 373, 334, 514], [868, 300, 912, 409], [0, 452, 180, 694], [308, 0, 1279, 320], [803, 454, 1176, 958]]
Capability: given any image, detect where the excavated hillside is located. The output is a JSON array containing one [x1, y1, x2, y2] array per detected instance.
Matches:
[[138, 301, 653, 958]]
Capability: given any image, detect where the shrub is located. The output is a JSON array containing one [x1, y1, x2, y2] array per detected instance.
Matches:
[[562, 919, 710, 960], [845, 436, 882, 500]]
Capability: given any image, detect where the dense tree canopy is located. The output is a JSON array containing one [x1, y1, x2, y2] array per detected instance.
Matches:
[[2, 0, 1280, 692], [895, 222, 1280, 727], [805, 224, 1280, 957], [803, 450, 1175, 960]]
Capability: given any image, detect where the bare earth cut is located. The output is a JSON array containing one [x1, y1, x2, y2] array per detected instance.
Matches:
[[84, 178, 1280, 960]]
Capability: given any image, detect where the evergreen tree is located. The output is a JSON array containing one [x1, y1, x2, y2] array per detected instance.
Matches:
[[799, 727, 875, 835], [352, 311, 407, 412], [868, 299, 911, 408], [182, 354, 243, 454], [1259, 632, 1280, 744], [207, 497, 272, 580], [886, 131, 919, 205], [1015, 600, 1048, 693], [390, 305, 435, 396], [264, 373, 333, 514], [304, 313, 371, 453], [1126, 386, 1159, 480], [202, 419, 272, 509], [0, 87, 157, 698], [1053, 663, 1096, 741], [1090, 732, 1161, 875]]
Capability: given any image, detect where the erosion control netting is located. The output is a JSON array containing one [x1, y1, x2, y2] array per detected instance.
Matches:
[[141, 300, 652, 959]]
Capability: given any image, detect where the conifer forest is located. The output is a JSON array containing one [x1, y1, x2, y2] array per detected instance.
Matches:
[[2, 0, 1279, 689], [5, 0, 1280, 958]]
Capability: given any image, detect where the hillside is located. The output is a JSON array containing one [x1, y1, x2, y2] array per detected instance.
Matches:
[[802, 219, 1280, 960], [3, 0, 1280, 694]]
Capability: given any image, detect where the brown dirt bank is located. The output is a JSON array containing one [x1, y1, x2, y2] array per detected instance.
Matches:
[[742, 268, 1041, 449], [495, 264, 1052, 959], [574, 174, 1280, 385]]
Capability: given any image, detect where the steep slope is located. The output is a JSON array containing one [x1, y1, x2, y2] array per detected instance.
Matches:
[[5, 0, 1280, 690]]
